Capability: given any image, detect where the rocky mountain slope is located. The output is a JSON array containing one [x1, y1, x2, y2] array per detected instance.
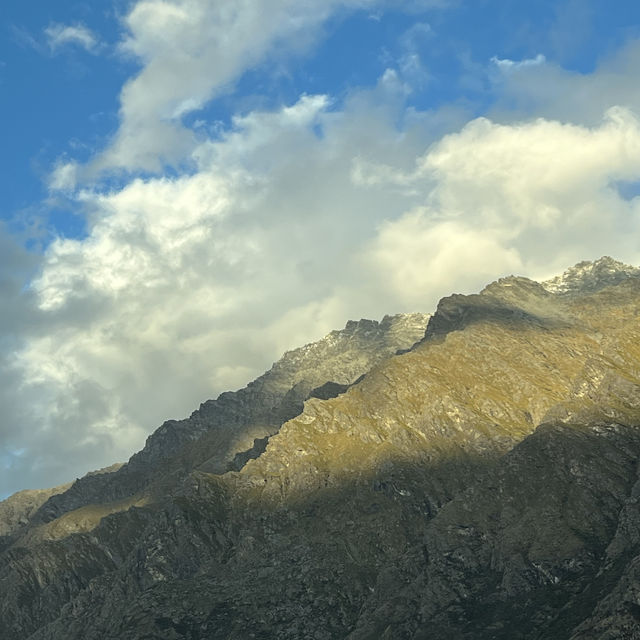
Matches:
[[2, 256, 640, 639]]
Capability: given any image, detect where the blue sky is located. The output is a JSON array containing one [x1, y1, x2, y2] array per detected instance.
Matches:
[[3, 0, 640, 498]]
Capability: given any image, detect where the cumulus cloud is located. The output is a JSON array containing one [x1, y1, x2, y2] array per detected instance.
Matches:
[[45, 23, 101, 54], [361, 107, 640, 303], [362, 215, 523, 309]]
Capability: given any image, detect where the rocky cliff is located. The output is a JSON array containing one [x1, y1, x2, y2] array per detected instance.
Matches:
[[2, 257, 640, 639]]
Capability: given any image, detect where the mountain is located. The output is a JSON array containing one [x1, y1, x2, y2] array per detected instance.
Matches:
[[2, 256, 640, 639]]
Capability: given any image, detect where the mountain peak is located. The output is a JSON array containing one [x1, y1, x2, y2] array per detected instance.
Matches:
[[541, 255, 640, 295]]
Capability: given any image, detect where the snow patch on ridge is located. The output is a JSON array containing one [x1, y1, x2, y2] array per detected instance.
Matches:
[[541, 256, 640, 295]]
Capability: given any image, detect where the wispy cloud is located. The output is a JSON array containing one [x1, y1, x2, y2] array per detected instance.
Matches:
[[11, 25, 44, 53], [399, 21, 433, 51], [12, 22, 102, 56], [491, 53, 546, 72], [45, 23, 101, 54], [488, 41, 640, 126]]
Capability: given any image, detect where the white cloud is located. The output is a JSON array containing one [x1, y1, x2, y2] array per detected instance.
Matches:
[[48, 161, 79, 193], [362, 106, 640, 287], [45, 23, 101, 54], [89, 0, 374, 173], [91, 0, 448, 175], [362, 213, 523, 309], [491, 53, 546, 72], [488, 41, 640, 127]]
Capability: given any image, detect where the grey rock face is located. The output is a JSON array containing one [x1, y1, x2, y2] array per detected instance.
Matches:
[[0, 464, 122, 542], [4, 258, 640, 640]]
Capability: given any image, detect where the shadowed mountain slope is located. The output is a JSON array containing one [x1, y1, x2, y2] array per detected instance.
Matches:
[[2, 257, 640, 639]]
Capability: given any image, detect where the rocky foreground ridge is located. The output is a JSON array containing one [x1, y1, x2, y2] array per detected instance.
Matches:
[[3, 256, 640, 639]]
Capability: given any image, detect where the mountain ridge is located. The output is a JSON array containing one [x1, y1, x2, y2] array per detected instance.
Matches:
[[3, 257, 640, 639]]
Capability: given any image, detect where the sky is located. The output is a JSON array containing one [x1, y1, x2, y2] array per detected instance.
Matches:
[[2, 0, 640, 498]]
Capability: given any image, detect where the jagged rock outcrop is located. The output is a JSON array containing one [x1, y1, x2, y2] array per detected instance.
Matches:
[[541, 255, 640, 295], [3, 257, 640, 640], [0, 464, 122, 544], [31, 313, 428, 524]]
